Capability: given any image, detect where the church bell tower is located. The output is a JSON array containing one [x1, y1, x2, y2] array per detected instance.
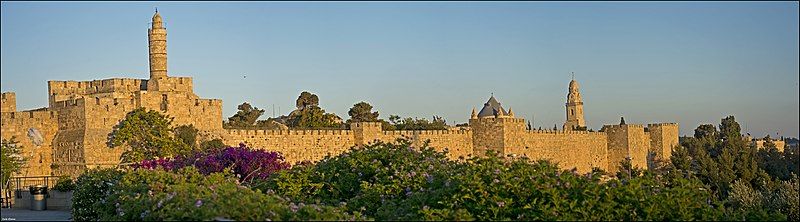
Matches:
[[563, 75, 586, 131]]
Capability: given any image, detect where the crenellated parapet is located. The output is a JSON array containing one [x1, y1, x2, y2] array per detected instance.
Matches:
[[1, 92, 17, 113], [646, 123, 679, 162], [226, 129, 353, 136], [0, 107, 59, 177], [146, 76, 193, 92], [47, 78, 147, 107]]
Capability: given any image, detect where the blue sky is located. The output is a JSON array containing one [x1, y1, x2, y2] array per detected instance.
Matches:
[[2, 2, 798, 137]]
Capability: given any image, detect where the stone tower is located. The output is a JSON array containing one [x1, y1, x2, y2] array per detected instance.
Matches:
[[148, 10, 168, 80], [563, 78, 586, 131]]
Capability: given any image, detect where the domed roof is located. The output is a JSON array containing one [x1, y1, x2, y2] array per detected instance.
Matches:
[[152, 11, 162, 22], [569, 79, 579, 90], [477, 95, 508, 118]]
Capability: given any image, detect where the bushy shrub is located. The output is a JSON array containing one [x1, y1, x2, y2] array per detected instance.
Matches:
[[135, 143, 290, 183], [259, 139, 730, 220], [257, 139, 456, 219], [72, 168, 125, 221], [102, 167, 365, 221], [52, 176, 76, 192]]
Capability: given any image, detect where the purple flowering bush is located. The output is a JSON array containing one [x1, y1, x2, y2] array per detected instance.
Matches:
[[255, 138, 459, 219], [134, 143, 290, 183]]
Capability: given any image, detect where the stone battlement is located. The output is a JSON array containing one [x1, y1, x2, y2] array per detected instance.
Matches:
[[526, 129, 606, 135], [193, 98, 223, 107], [1, 92, 17, 113], [226, 129, 353, 136], [1, 109, 57, 123], [350, 122, 382, 128], [48, 78, 146, 95], [647, 123, 678, 127], [472, 117, 526, 123], [382, 129, 472, 135]]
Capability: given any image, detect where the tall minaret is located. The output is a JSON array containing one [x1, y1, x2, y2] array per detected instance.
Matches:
[[148, 9, 168, 79], [563, 75, 586, 131]]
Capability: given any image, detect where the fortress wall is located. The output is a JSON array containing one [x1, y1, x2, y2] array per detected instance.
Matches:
[[188, 99, 223, 130], [222, 123, 474, 164], [512, 130, 608, 173], [378, 129, 473, 160], [469, 118, 514, 157], [81, 97, 136, 168], [647, 123, 679, 161], [602, 124, 650, 173], [753, 140, 786, 152], [48, 79, 145, 107], [1, 109, 59, 177], [223, 129, 357, 164], [1, 92, 16, 113], [147, 76, 193, 93], [136, 90, 222, 131], [50, 99, 88, 177]]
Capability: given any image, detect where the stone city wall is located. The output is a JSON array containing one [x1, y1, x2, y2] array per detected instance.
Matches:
[[223, 122, 475, 164], [224, 129, 357, 164], [602, 124, 651, 172], [147, 76, 193, 93], [378, 129, 473, 160], [647, 123, 679, 161], [47, 78, 146, 107], [513, 130, 608, 174], [0, 109, 59, 177], [1, 92, 16, 113], [50, 99, 88, 177]]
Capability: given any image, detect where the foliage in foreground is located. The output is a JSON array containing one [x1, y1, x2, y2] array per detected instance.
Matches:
[[1, 138, 25, 187], [108, 108, 195, 164], [134, 143, 291, 183], [73, 167, 365, 221], [72, 168, 125, 221], [672, 116, 798, 220], [257, 139, 729, 220], [52, 175, 76, 192]]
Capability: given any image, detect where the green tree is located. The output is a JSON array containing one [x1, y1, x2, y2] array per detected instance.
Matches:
[[1, 138, 25, 186], [694, 124, 718, 139], [296, 91, 319, 110], [174, 124, 198, 149], [287, 106, 342, 128], [226, 102, 265, 127], [255, 119, 287, 130], [200, 139, 226, 151], [387, 115, 447, 130], [108, 108, 190, 164], [347, 102, 379, 123]]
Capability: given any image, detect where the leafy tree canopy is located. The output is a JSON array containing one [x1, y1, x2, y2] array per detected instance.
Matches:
[[347, 102, 379, 123], [109, 108, 192, 163], [1, 138, 25, 186], [287, 106, 342, 129], [387, 115, 447, 130], [226, 102, 265, 127], [296, 91, 319, 110]]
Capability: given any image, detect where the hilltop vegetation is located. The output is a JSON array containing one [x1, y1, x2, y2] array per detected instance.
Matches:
[[223, 93, 451, 131]]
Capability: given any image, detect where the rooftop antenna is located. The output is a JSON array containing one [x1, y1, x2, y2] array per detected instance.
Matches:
[[155, 7, 158, 13]]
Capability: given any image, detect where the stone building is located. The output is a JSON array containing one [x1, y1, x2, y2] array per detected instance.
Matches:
[[2, 11, 222, 177], [1, 12, 680, 178]]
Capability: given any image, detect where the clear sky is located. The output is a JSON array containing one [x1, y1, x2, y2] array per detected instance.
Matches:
[[2, 2, 798, 137]]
